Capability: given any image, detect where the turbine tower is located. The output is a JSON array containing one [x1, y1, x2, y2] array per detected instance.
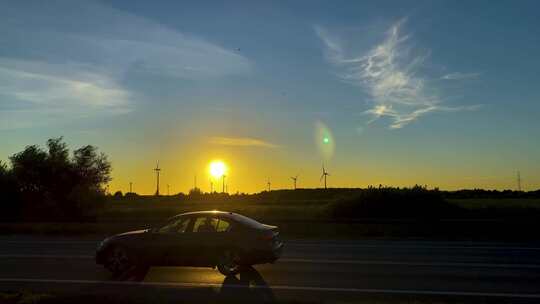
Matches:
[[210, 180, 214, 193], [267, 179, 271, 192], [222, 175, 226, 193], [154, 161, 161, 196], [129, 182, 132, 193], [517, 170, 522, 191], [290, 174, 298, 190], [320, 164, 330, 189], [167, 184, 170, 196]]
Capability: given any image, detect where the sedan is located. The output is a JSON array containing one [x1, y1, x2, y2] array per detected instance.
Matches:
[[96, 211, 284, 277]]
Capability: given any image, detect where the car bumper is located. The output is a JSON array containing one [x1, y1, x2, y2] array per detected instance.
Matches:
[[243, 241, 284, 265]]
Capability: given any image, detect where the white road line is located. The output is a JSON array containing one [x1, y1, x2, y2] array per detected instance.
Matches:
[[286, 243, 540, 250], [280, 258, 540, 269], [0, 254, 93, 259], [1, 254, 539, 269], [0, 240, 99, 245], [0, 278, 539, 299], [3, 240, 540, 250]]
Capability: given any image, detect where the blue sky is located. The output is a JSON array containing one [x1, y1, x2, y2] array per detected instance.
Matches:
[[1, 0, 539, 193]]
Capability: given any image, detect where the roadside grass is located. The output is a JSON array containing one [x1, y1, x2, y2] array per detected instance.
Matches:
[[2, 197, 540, 240], [449, 198, 540, 209]]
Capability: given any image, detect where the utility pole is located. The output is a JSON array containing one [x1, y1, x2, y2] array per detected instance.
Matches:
[[154, 161, 161, 196], [517, 171, 522, 191], [222, 175, 226, 193]]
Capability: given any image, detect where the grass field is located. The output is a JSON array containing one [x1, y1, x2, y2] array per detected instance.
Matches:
[[2, 197, 539, 241], [449, 198, 540, 209]]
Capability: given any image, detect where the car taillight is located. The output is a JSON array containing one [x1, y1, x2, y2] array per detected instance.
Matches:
[[258, 232, 274, 241]]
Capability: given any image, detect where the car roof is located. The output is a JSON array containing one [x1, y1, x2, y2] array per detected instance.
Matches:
[[175, 210, 233, 217], [169, 211, 265, 228], [168, 210, 235, 221]]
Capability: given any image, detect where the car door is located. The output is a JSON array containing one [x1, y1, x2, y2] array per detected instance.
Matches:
[[187, 215, 234, 266], [163, 216, 195, 266], [149, 216, 191, 266]]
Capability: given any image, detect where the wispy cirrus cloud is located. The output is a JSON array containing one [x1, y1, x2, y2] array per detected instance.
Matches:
[[441, 72, 481, 80], [208, 137, 278, 148], [0, 59, 129, 111], [316, 20, 479, 129], [0, 1, 252, 130], [0, 59, 131, 130]]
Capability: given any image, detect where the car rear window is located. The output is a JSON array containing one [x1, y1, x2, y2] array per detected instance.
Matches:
[[231, 213, 264, 229]]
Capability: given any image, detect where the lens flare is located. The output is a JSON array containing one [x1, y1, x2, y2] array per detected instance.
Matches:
[[209, 160, 227, 178], [315, 121, 335, 159]]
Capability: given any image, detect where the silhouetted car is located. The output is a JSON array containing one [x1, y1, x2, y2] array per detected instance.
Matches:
[[96, 211, 283, 277]]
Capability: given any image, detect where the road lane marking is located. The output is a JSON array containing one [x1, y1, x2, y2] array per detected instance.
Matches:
[[3, 240, 540, 251], [0, 240, 99, 245], [2, 254, 539, 269], [0, 278, 539, 299], [280, 258, 540, 269], [286, 242, 540, 251], [0, 254, 93, 259]]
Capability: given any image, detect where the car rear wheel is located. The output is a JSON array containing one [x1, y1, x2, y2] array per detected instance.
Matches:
[[217, 249, 242, 276]]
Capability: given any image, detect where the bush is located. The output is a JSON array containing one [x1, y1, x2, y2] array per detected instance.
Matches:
[[329, 185, 463, 219]]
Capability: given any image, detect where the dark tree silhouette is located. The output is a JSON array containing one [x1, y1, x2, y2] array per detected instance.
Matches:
[[4, 137, 111, 221]]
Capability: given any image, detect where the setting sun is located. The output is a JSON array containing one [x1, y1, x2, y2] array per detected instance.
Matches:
[[209, 160, 227, 178]]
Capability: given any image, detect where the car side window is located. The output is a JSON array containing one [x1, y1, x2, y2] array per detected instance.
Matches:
[[192, 216, 218, 233], [158, 218, 182, 233], [216, 218, 231, 232], [158, 217, 184, 233], [176, 218, 191, 233]]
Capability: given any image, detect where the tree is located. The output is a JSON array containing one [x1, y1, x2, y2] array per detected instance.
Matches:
[[7, 137, 111, 221], [0, 161, 19, 220]]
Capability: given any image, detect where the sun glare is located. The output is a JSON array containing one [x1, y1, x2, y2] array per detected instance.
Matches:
[[209, 160, 227, 178]]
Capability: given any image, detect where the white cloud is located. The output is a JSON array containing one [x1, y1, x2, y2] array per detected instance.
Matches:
[[0, 59, 129, 110], [0, 1, 252, 129], [316, 20, 479, 129], [441, 72, 481, 80], [0, 59, 131, 130], [208, 136, 278, 148]]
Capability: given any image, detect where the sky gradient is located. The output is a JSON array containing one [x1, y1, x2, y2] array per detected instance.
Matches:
[[1, 0, 540, 194]]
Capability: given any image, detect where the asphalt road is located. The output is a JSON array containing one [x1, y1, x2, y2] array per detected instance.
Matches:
[[1, 236, 540, 303]]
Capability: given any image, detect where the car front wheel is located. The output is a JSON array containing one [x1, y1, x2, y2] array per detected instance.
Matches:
[[217, 249, 243, 276], [105, 246, 134, 277]]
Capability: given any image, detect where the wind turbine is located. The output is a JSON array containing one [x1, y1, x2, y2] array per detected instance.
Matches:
[[320, 165, 330, 189], [290, 174, 299, 190], [267, 178, 271, 192], [154, 161, 161, 196], [222, 174, 226, 193]]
